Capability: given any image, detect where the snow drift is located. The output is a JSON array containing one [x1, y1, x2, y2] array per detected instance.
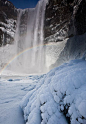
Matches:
[[21, 58, 86, 124]]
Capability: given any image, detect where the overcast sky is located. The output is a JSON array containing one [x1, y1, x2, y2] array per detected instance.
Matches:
[[9, 0, 39, 9]]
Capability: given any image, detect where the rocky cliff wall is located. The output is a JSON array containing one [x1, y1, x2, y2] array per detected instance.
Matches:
[[0, 0, 17, 46], [44, 0, 86, 43], [45, 0, 86, 69]]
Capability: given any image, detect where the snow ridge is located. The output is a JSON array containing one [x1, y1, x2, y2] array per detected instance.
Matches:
[[21, 59, 86, 124]]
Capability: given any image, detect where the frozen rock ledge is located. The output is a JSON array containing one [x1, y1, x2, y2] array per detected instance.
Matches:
[[21, 58, 86, 124]]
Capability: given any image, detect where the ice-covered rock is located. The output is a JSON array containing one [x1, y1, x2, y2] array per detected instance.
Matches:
[[21, 59, 86, 124]]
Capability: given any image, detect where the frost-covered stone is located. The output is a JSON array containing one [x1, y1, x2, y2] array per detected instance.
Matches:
[[21, 59, 86, 124]]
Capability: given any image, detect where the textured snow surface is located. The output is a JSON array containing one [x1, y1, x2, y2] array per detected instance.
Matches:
[[21, 59, 86, 124], [0, 76, 38, 124]]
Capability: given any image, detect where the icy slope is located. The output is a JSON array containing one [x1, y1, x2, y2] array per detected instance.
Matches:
[[0, 76, 37, 124], [21, 58, 86, 124]]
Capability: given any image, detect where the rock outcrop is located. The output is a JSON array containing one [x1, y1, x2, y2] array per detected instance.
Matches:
[[44, 0, 86, 68], [0, 0, 17, 46], [44, 0, 86, 43]]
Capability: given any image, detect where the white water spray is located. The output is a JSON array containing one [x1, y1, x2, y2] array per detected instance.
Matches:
[[11, 0, 48, 74]]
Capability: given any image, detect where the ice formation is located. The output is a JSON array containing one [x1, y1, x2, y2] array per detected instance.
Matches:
[[21, 58, 86, 124]]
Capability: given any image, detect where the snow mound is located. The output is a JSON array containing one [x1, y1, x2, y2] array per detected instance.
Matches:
[[21, 59, 86, 124]]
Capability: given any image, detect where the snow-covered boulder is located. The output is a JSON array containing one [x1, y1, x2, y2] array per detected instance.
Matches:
[[21, 59, 86, 124]]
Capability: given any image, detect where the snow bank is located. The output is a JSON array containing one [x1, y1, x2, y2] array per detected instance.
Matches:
[[21, 59, 86, 124]]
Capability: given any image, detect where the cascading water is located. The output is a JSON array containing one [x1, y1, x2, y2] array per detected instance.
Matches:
[[9, 0, 48, 74], [0, 0, 69, 75]]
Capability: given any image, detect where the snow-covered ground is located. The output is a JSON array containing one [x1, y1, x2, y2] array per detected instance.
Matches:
[[0, 76, 40, 124], [0, 59, 86, 124], [21, 58, 86, 124]]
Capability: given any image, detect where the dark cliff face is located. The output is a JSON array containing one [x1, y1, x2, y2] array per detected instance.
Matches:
[[74, 0, 86, 35], [0, 0, 17, 46], [44, 0, 86, 43], [46, 0, 86, 69], [44, 0, 72, 42], [0, 0, 17, 21]]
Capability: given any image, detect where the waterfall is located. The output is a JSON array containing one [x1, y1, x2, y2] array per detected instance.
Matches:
[[11, 0, 48, 74], [15, 9, 23, 53], [31, 0, 47, 71]]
